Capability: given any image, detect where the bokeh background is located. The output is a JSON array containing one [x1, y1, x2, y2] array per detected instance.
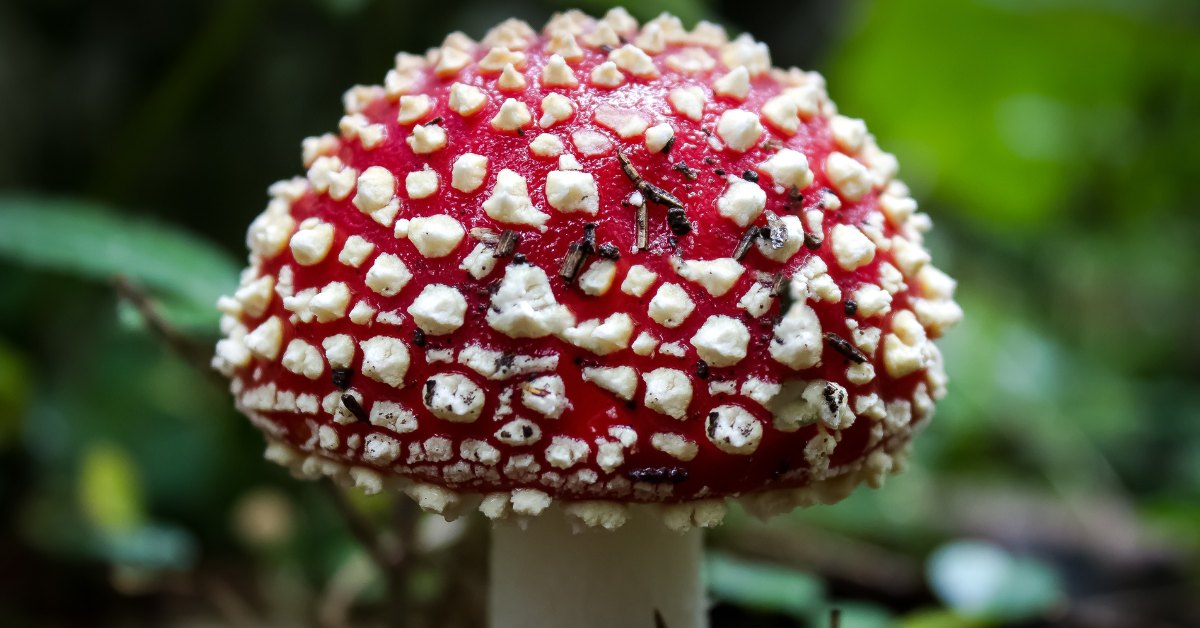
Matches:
[[1, 0, 1198, 626]]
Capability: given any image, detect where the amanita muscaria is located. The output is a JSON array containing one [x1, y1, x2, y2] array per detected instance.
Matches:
[[213, 8, 961, 627]]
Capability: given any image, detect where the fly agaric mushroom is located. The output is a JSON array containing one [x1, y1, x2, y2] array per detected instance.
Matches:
[[213, 8, 961, 627]]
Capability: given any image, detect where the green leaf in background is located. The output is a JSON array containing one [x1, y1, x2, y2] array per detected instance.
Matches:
[[825, 603, 897, 628], [705, 551, 824, 618], [0, 196, 240, 321], [899, 609, 982, 628], [78, 441, 146, 533], [0, 338, 28, 448], [926, 540, 1063, 623], [830, 0, 1200, 228]]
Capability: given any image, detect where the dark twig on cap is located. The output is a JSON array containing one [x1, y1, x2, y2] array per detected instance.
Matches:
[[583, 223, 597, 254], [643, 184, 686, 212], [636, 205, 649, 250], [804, 231, 823, 251], [341, 394, 369, 422], [733, 226, 760, 261], [627, 467, 689, 484], [673, 161, 698, 180], [666, 208, 692, 236], [770, 272, 788, 297], [332, 368, 353, 390], [559, 242, 588, 282], [823, 332, 867, 364], [617, 149, 690, 235], [493, 229, 519, 258], [616, 149, 642, 185], [773, 273, 795, 317]]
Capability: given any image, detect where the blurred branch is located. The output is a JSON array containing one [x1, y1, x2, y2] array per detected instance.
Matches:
[[206, 576, 266, 628], [321, 480, 416, 628], [387, 495, 419, 627], [722, 523, 922, 598], [90, 0, 272, 201], [321, 480, 403, 571], [114, 275, 225, 388]]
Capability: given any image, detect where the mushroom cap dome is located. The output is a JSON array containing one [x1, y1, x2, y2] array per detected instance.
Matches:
[[213, 9, 962, 530]]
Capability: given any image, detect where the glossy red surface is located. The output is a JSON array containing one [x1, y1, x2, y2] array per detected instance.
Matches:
[[225, 25, 939, 503]]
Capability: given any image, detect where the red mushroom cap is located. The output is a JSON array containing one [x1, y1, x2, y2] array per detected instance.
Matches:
[[213, 9, 962, 531]]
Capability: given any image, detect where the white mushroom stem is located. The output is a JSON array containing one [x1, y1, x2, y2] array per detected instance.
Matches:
[[490, 507, 705, 628]]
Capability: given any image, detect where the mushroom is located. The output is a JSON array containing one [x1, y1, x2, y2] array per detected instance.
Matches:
[[214, 8, 962, 627]]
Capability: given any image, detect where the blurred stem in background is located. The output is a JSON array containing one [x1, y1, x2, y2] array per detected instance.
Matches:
[[321, 479, 418, 628]]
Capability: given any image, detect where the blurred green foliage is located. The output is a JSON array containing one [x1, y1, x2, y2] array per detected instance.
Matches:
[[707, 551, 825, 617], [833, 0, 1200, 228], [0, 197, 240, 329], [0, 0, 1197, 625]]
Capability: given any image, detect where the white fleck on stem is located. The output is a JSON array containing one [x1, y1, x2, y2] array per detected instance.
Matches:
[[489, 507, 704, 628]]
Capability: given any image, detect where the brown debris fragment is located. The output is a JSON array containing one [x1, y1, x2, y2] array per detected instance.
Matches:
[[559, 242, 587, 282], [520, 381, 550, 397], [733, 226, 760, 261], [636, 205, 649, 250], [823, 332, 867, 364], [341, 394, 369, 422], [666, 208, 692, 236], [617, 149, 687, 211], [493, 229, 519, 258], [470, 227, 500, 245], [332, 368, 353, 391], [673, 161, 698, 180], [804, 231, 822, 251], [769, 272, 788, 297], [583, 223, 597, 254], [627, 467, 688, 484]]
